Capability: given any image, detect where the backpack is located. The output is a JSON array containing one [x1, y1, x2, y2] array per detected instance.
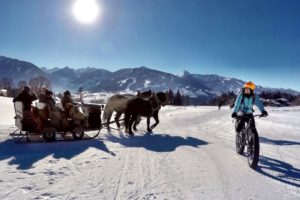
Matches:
[[239, 88, 256, 111]]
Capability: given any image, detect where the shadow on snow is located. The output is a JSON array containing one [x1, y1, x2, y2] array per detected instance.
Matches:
[[243, 136, 300, 187], [106, 131, 208, 152], [260, 136, 300, 146], [0, 138, 114, 170], [257, 155, 300, 188]]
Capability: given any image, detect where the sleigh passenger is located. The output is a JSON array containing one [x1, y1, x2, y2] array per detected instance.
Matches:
[[13, 86, 43, 132]]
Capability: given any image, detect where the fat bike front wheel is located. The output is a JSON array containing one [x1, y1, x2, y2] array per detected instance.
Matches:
[[247, 130, 260, 169]]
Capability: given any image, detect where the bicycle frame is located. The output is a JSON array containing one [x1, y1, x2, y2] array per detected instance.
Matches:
[[236, 114, 261, 144], [234, 113, 266, 169]]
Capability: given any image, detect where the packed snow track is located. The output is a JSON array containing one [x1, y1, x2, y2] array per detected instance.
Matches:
[[0, 97, 299, 199]]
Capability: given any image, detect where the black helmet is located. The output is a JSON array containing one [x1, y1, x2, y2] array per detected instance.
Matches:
[[23, 86, 30, 92], [64, 90, 71, 96], [45, 89, 53, 96]]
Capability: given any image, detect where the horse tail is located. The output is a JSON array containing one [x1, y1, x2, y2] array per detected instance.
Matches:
[[102, 103, 112, 122]]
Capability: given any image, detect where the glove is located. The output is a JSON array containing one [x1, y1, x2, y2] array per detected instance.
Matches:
[[261, 110, 268, 116], [231, 112, 237, 118]]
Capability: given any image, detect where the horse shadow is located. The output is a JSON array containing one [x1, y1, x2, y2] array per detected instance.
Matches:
[[260, 136, 300, 146], [0, 138, 114, 170], [106, 131, 208, 152], [257, 155, 300, 188]]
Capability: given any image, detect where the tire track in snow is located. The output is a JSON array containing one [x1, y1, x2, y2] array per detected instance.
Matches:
[[113, 151, 129, 200], [155, 108, 232, 199]]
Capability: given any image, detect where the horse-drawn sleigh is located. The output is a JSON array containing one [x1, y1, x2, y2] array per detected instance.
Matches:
[[10, 101, 103, 143], [10, 90, 169, 143]]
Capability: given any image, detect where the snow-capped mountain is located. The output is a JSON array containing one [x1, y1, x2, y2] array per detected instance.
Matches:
[[48, 67, 78, 91], [186, 72, 245, 95], [92, 67, 209, 93], [51, 67, 77, 80], [40, 67, 61, 74], [188, 72, 300, 96], [0, 56, 46, 81], [0, 55, 299, 101], [72, 67, 112, 91]]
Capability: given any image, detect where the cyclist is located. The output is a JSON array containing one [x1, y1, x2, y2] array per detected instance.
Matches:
[[232, 81, 268, 132]]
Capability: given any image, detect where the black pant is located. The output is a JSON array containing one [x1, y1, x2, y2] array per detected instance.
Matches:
[[235, 114, 256, 133]]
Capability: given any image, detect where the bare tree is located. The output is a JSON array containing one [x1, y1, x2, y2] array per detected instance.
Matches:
[[28, 76, 51, 93], [0, 78, 13, 90], [17, 80, 27, 90]]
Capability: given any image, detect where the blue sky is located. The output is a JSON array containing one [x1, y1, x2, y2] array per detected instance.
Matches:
[[0, 0, 299, 90]]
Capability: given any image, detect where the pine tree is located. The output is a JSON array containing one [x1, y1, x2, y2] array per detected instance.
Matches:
[[174, 90, 182, 105], [167, 89, 174, 105]]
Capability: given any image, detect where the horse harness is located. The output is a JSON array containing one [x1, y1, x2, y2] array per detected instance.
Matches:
[[148, 93, 162, 116]]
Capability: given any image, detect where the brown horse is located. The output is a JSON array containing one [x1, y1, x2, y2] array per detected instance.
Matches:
[[102, 90, 152, 129], [124, 92, 168, 135]]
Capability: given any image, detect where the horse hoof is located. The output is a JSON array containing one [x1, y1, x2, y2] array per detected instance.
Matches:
[[147, 129, 152, 133], [129, 132, 134, 136]]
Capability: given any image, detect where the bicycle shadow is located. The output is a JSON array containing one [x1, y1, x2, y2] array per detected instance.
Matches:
[[257, 155, 300, 188], [106, 131, 208, 152], [260, 137, 300, 146], [0, 138, 114, 170]]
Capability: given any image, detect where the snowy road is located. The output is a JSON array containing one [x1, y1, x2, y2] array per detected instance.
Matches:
[[0, 97, 299, 199]]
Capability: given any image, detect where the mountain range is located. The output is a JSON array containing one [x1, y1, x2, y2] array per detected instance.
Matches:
[[0, 55, 299, 102]]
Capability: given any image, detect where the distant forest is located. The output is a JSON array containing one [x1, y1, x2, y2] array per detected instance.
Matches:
[[1, 78, 299, 106], [208, 91, 300, 106]]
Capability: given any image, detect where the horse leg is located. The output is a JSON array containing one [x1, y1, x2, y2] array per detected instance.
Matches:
[[106, 111, 113, 130], [133, 120, 137, 131], [133, 116, 141, 131], [150, 111, 159, 130], [124, 113, 130, 133], [129, 115, 137, 135], [114, 112, 122, 129], [147, 117, 152, 132]]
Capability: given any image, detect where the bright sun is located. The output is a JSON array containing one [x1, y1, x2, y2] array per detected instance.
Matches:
[[73, 0, 100, 24]]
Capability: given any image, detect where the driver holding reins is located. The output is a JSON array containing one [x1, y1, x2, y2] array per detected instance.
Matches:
[[232, 81, 268, 133]]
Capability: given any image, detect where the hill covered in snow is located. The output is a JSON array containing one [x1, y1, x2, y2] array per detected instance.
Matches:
[[1, 55, 299, 102]]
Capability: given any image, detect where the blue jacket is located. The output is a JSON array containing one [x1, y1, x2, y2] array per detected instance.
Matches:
[[233, 93, 265, 114]]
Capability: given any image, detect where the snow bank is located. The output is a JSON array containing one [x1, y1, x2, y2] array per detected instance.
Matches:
[[0, 97, 15, 126]]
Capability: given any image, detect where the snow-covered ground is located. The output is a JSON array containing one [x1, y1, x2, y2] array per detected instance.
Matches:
[[0, 96, 299, 200]]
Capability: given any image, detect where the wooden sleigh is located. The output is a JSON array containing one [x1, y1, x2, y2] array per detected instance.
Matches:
[[10, 101, 102, 143]]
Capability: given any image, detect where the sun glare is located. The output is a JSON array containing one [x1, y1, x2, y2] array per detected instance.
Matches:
[[73, 0, 100, 24]]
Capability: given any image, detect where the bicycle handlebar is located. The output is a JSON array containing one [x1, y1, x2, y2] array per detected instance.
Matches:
[[253, 114, 267, 118], [233, 114, 267, 120]]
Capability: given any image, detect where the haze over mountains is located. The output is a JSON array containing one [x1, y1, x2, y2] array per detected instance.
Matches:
[[0, 55, 299, 102]]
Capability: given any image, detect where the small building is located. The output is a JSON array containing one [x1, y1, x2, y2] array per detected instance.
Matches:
[[0, 89, 7, 97], [261, 99, 282, 107], [276, 98, 290, 106]]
